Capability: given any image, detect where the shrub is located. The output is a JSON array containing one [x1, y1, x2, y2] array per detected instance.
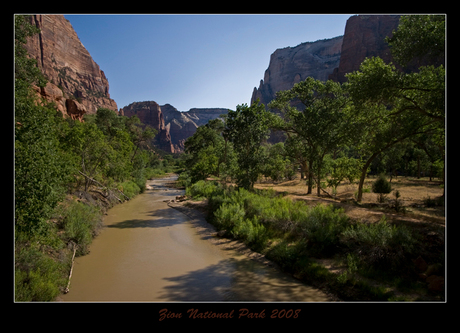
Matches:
[[372, 174, 392, 202], [119, 180, 141, 199], [265, 239, 307, 272], [60, 201, 102, 255], [342, 216, 418, 273], [297, 204, 350, 256], [186, 180, 223, 199], [231, 216, 269, 250], [213, 202, 245, 231], [15, 245, 66, 301]]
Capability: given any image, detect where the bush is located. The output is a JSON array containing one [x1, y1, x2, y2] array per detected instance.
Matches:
[[214, 202, 246, 231], [342, 216, 418, 273], [297, 204, 350, 256], [119, 180, 141, 199], [15, 245, 67, 301], [60, 201, 102, 255], [231, 216, 270, 251], [372, 174, 392, 202], [186, 180, 224, 199]]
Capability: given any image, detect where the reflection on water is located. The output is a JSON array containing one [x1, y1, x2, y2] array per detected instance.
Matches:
[[59, 176, 329, 302]]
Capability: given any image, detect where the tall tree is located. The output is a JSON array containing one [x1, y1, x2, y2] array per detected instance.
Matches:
[[269, 78, 354, 196], [386, 14, 445, 68], [346, 57, 443, 201], [224, 101, 271, 190], [346, 14, 445, 201]]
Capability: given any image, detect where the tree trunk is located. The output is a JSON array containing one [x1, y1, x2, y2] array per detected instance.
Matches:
[[300, 160, 308, 180], [357, 152, 378, 202], [307, 160, 313, 194], [317, 163, 322, 197], [417, 155, 421, 179]]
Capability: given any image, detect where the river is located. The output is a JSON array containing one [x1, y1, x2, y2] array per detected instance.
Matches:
[[59, 175, 330, 302]]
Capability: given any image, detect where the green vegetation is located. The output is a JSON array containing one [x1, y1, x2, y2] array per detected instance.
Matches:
[[180, 15, 445, 301], [185, 180, 427, 300], [372, 174, 392, 202], [14, 16, 181, 301], [15, 14, 445, 301]]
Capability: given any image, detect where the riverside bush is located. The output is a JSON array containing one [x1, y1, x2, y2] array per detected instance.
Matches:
[[60, 201, 102, 255], [15, 245, 67, 301], [186, 180, 224, 199], [119, 180, 141, 199], [342, 216, 418, 273], [297, 204, 350, 256]]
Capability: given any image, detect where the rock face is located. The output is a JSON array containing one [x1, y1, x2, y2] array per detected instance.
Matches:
[[328, 15, 402, 83], [161, 104, 229, 152], [121, 101, 175, 153], [251, 36, 343, 106], [25, 14, 118, 119]]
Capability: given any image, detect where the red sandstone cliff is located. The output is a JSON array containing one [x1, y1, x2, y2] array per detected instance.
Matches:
[[25, 14, 118, 120], [121, 101, 176, 153], [328, 15, 402, 83]]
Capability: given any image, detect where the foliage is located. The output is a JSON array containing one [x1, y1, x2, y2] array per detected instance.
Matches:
[[345, 15, 445, 201], [184, 118, 233, 183], [386, 15, 445, 67], [342, 216, 418, 273], [224, 101, 271, 189], [58, 201, 102, 255], [269, 78, 355, 195], [345, 57, 444, 201], [15, 245, 67, 302], [260, 143, 296, 181], [15, 15, 70, 239], [186, 180, 224, 200], [372, 174, 392, 202], [118, 180, 141, 199], [327, 156, 363, 191], [14, 15, 173, 300]]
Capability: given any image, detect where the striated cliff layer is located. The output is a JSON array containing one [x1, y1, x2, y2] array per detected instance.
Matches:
[[25, 14, 118, 120], [121, 101, 176, 153], [251, 36, 343, 106], [328, 15, 402, 83]]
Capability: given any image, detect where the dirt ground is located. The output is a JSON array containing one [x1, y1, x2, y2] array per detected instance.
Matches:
[[253, 174, 445, 227]]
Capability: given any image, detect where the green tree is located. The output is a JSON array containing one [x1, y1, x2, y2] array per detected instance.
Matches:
[[269, 78, 354, 196], [386, 15, 445, 68], [261, 142, 295, 182], [123, 114, 157, 163], [224, 101, 271, 190], [62, 121, 113, 190], [184, 118, 228, 183], [327, 156, 363, 192], [15, 15, 69, 238], [346, 57, 443, 201]]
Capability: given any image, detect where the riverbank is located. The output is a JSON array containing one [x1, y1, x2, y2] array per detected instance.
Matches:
[[179, 179, 445, 301], [168, 200, 339, 301]]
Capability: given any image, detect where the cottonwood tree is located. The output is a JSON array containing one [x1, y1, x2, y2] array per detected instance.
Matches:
[[184, 118, 233, 183], [224, 101, 271, 190], [269, 78, 355, 196]]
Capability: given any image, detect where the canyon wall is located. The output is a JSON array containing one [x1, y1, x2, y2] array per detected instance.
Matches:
[[25, 14, 118, 120], [328, 15, 402, 83], [121, 101, 176, 153], [251, 36, 343, 106]]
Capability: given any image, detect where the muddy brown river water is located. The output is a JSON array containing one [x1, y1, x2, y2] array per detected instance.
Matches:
[[59, 175, 329, 302]]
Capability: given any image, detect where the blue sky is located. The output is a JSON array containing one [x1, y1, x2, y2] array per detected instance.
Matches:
[[65, 14, 352, 111]]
